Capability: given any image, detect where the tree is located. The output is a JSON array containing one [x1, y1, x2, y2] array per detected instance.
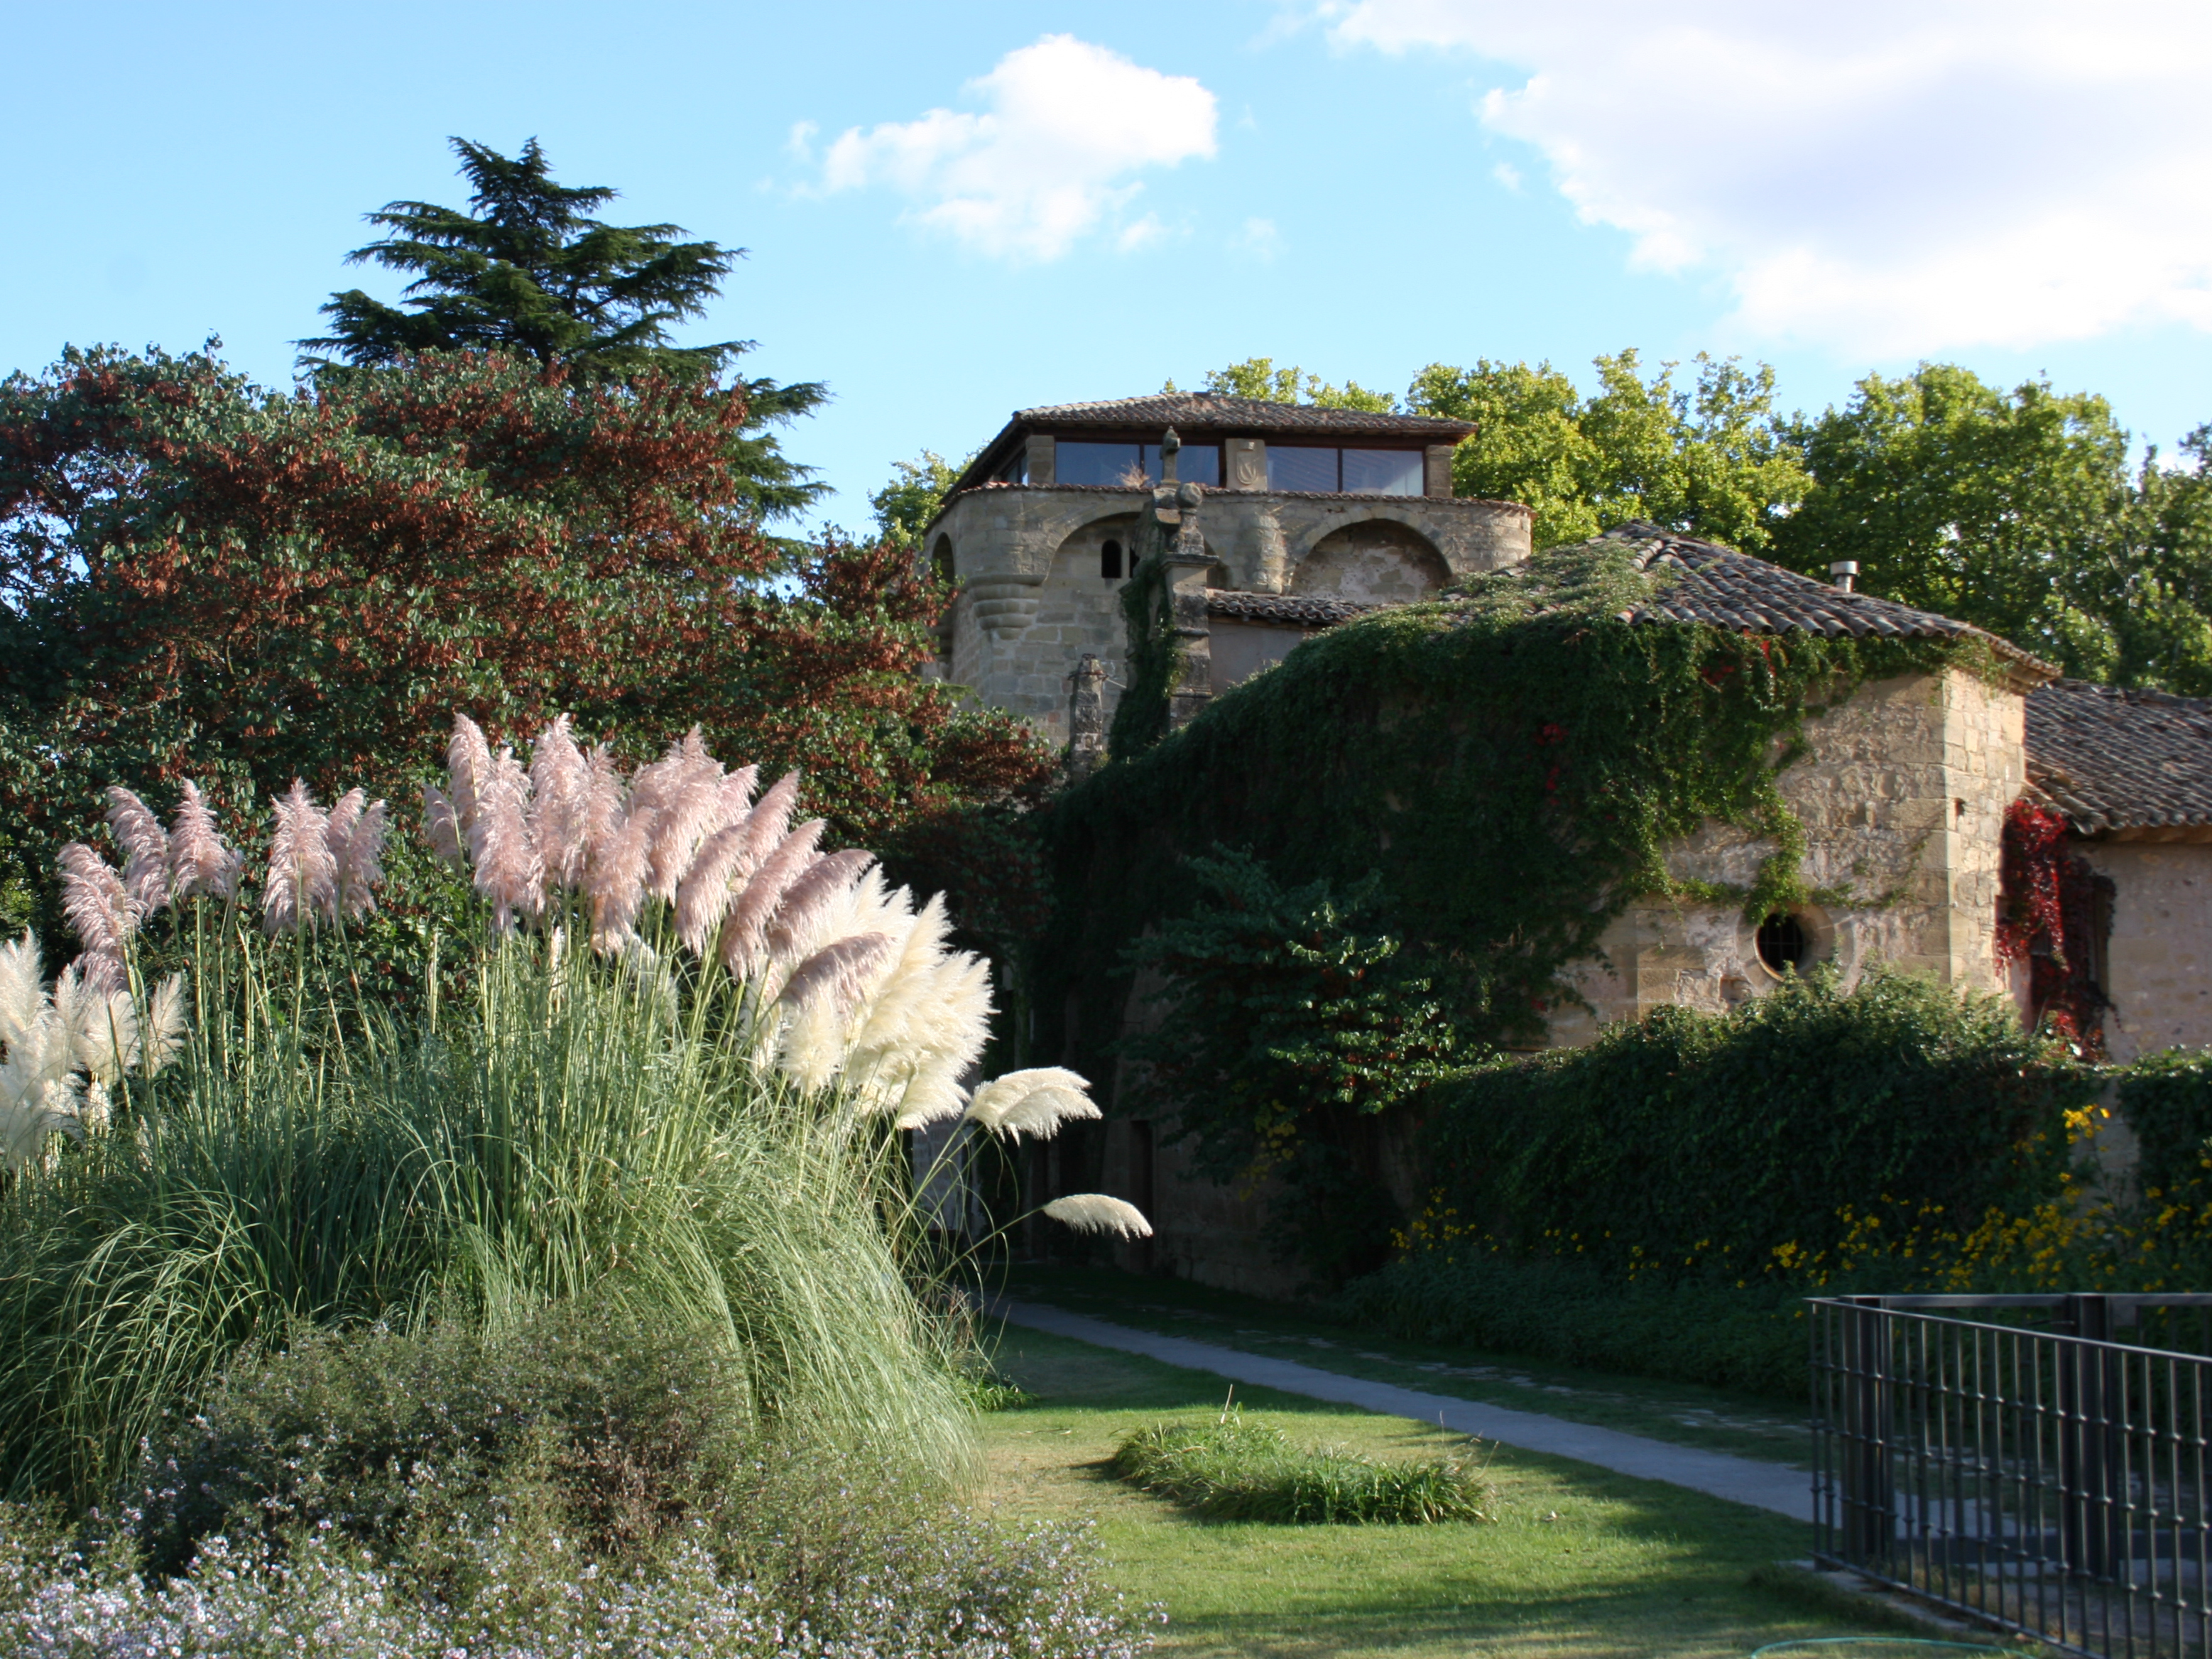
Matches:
[[1770, 369, 2167, 681], [305, 138, 826, 518], [0, 344, 1051, 906], [1407, 351, 1809, 553], [869, 450, 970, 547], [1175, 357, 1397, 413]]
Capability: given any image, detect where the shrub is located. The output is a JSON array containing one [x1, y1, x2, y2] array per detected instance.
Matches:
[[2118, 1048, 2212, 1197], [1109, 1409, 1491, 1525]]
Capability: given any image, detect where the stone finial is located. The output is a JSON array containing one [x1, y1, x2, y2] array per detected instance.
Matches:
[[1068, 653, 1108, 779], [1160, 427, 1181, 487]]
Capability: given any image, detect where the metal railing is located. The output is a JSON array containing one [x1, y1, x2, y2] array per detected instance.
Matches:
[[1810, 1294, 2212, 1657]]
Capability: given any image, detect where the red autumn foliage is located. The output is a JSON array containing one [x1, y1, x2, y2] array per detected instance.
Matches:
[[1995, 797, 2111, 1050]]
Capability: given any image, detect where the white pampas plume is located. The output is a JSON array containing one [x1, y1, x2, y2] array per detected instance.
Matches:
[[964, 1068, 1101, 1141], [471, 749, 543, 932], [141, 973, 188, 1076], [0, 931, 43, 1056], [59, 843, 136, 959], [446, 715, 495, 842], [332, 796, 389, 919], [421, 784, 464, 869], [580, 744, 627, 872], [1043, 1195, 1153, 1239], [529, 716, 592, 890], [325, 789, 364, 870], [166, 780, 241, 901], [766, 850, 877, 967], [719, 820, 827, 977], [588, 805, 659, 950], [0, 1074, 82, 1169], [263, 780, 336, 935], [53, 961, 138, 1084], [105, 787, 170, 918]]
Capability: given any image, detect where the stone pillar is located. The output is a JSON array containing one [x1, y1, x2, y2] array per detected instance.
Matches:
[[1024, 433, 1056, 485], [1424, 442, 1456, 498], [1067, 653, 1107, 778], [1225, 437, 1266, 491], [1163, 482, 1214, 729]]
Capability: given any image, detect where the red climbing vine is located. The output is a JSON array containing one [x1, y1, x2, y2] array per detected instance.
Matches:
[[1997, 798, 2112, 1052]]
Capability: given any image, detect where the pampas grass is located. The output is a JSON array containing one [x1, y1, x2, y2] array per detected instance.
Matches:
[[58, 843, 135, 963], [1042, 1195, 1153, 1239], [104, 787, 170, 917], [165, 781, 241, 901], [263, 780, 337, 935]]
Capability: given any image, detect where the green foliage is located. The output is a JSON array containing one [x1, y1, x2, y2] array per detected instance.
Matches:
[[2117, 1048, 2212, 1197], [1412, 969, 2086, 1283], [1041, 533, 1986, 1087], [1178, 358, 1398, 413], [1406, 350, 1809, 553], [1110, 1408, 1491, 1524], [0, 903, 973, 1504], [1331, 1256, 1811, 1400], [871, 449, 973, 547], [1771, 364, 2150, 682], [1117, 851, 1465, 1283], [1106, 550, 1177, 759]]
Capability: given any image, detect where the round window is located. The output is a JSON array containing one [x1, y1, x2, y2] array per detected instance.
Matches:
[[1755, 911, 1810, 977]]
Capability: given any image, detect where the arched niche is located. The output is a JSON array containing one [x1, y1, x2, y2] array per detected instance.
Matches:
[[1048, 513, 1143, 584], [932, 533, 956, 584], [1290, 520, 1450, 602]]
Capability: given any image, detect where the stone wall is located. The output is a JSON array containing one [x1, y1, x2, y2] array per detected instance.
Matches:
[[1537, 666, 2027, 1043], [2078, 840, 2212, 1062]]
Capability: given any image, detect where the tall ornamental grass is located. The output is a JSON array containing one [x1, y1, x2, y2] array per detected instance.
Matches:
[[0, 714, 1145, 1503]]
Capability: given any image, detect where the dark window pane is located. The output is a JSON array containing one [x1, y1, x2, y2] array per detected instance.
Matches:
[[996, 451, 1027, 484], [1342, 449, 1422, 496], [1101, 539, 1123, 580], [1266, 446, 1339, 492], [1143, 443, 1219, 486], [1056, 442, 1143, 486]]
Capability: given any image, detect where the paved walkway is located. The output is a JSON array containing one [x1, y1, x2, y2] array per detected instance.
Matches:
[[996, 1299, 1813, 1523]]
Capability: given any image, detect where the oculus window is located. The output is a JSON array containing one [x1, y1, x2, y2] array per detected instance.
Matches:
[[1055, 441, 1219, 488]]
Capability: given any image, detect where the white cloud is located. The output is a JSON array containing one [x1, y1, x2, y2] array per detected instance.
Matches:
[[1322, 1, 2212, 354], [817, 36, 1218, 262], [1237, 217, 1284, 261], [1118, 214, 1169, 253], [785, 121, 817, 162], [1491, 161, 1521, 193]]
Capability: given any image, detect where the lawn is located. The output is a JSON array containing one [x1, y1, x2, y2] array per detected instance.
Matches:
[[998, 1263, 1812, 1468], [979, 1320, 1864, 1659]]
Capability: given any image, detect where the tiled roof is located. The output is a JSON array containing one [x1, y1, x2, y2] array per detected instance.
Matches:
[[1017, 393, 1476, 440], [1205, 589, 1388, 627], [2025, 680, 2212, 836], [1598, 523, 2056, 674]]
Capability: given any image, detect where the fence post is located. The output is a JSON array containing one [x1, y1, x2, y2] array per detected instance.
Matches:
[[2061, 1292, 2116, 1577], [1841, 1296, 1894, 1565]]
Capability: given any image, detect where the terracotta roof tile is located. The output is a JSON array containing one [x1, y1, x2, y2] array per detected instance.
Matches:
[[2025, 679, 2212, 834], [1205, 589, 1387, 627], [1017, 392, 1476, 440]]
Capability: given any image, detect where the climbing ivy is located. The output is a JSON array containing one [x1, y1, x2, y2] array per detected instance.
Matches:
[[1106, 550, 1175, 759], [1037, 534, 2015, 1079]]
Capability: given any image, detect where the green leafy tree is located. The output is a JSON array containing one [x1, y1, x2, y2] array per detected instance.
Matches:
[[1175, 357, 1398, 413], [1120, 849, 1468, 1284], [1769, 364, 2211, 685], [869, 450, 971, 547], [305, 137, 825, 518], [1407, 350, 1809, 553]]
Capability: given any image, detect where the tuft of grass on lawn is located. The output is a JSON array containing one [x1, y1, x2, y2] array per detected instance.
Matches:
[[1111, 1405, 1493, 1525], [980, 1320, 1895, 1659]]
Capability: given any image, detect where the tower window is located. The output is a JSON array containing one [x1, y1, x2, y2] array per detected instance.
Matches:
[[1101, 539, 1123, 580], [1755, 912, 1810, 976]]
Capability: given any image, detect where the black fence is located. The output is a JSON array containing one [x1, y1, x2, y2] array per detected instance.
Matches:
[[1811, 1294, 2212, 1657]]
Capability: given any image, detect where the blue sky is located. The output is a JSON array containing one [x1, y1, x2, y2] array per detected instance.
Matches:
[[9, 1, 2211, 533]]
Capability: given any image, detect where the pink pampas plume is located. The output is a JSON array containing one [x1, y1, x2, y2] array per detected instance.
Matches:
[[263, 780, 336, 936], [446, 715, 495, 841], [529, 716, 592, 890], [588, 805, 659, 950], [717, 765, 759, 823], [421, 785, 464, 869], [719, 820, 827, 978], [167, 781, 242, 900], [645, 760, 734, 903], [332, 795, 389, 920], [580, 744, 627, 873], [471, 749, 543, 932], [778, 932, 895, 1021], [58, 843, 136, 962], [740, 773, 800, 869], [104, 787, 170, 918], [766, 850, 876, 967], [673, 816, 755, 957]]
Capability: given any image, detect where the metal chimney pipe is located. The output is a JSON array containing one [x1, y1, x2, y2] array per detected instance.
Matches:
[[1829, 561, 1860, 593]]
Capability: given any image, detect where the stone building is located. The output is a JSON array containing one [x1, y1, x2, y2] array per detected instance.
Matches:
[[924, 392, 1530, 746]]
